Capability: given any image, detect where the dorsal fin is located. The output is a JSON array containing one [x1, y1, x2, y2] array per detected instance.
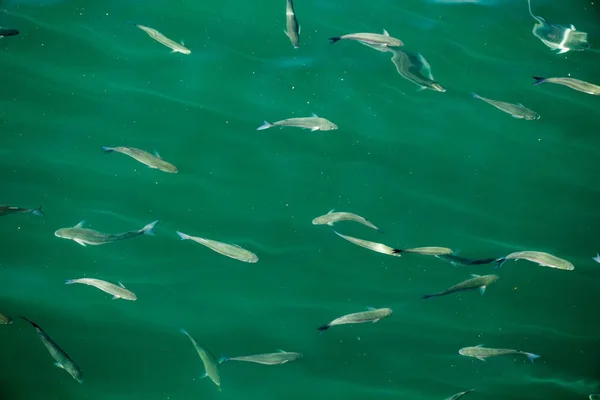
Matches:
[[327, 209, 335, 214], [383, 29, 390, 36], [74, 220, 86, 228], [311, 112, 319, 118], [154, 151, 162, 159], [118, 282, 126, 288]]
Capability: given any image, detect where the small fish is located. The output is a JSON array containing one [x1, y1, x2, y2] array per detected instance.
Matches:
[[318, 307, 392, 333], [329, 29, 403, 48], [423, 274, 498, 299], [471, 93, 539, 120], [435, 254, 496, 266], [55, 220, 158, 247], [387, 48, 446, 92], [445, 389, 476, 400], [257, 113, 338, 131], [0, 314, 13, 324], [395, 246, 453, 256], [312, 209, 382, 232], [532, 76, 600, 95], [495, 251, 574, 270], [102, 146, 178, 173], [21, 317, 83, 383], [176, 231, 258, 263], [459, 344, 540, 363], [284, 0, 300, 48], [0, 205, 44, 217], [220, 350, 302, 365], [135, 24, 191, 54], [0, 28, 19, 38], [65, 278, 137, 301], [181, 329, 221, 389], [333, 230, 400, 256], [593, 254, 600, 264]]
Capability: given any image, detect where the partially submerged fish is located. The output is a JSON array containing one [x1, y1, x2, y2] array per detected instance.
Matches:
[[65, 278, 137, 301], [102, 146, 178, 173], [318, 307, 392, 333], [221, 350, 302, 365], [395, 246, 453, 256], [329, 29, 403, 48], [459, 344, 540, 363], [135, 24, 191, 54], [0, 314, 13, 324], [176, 231, 258, 263], [181, 329, 221, 389], [423, 274, 498, 299], [445, 389, 476, 400], [257, 114, 338, 131], [284, 0, 300, 48], [21, 317, 83, 383], [471, 93, 540, 120], [312, 209, 382, 232], [333, 230, 400, 256], [55, 220, 158, 247], [0, 205, 44, 217], [387, 48, 446, 92], [495, 251, 574, 270], [435, 254, 496, 266], [0, 28, 19, 38], [532, 76, 600, 95]]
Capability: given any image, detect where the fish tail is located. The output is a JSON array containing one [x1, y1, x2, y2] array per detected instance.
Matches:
[[525, 352, 540, 363], [422, 294, 436, 299], [256, 121, 273, 131], [391, 249, 403, 255], [102, 146, 115, 153], [176, 231, 191, 240], [493, 258, 506, 269], [65, 279, 78, 285], [218, 356, 230, 364], [471, 92, 480, 99], [32, 206, 44, 217], [317, 324, 330, 334], [140, 220, 159, 236], [328, 37, 342, 44], [19, 316, 40, 329], [532, 77, 546, 86]]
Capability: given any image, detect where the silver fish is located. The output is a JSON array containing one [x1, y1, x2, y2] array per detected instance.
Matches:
[[21, 317, 83, 383], [333, 230, 400, 256], [284, 0, 300, 48], [532, 76, 600, 95], [312, 209, 382, 232], [495, 251, 574, 270], [471, 93, 539, 120], [387, 48, 446, 92], [176, 231, 258, 263], [135, 24, 191, 54], [102, 146, 178, 173], [0, 313, 13, 324], [55, 220, 159, 247], [257, 113, 338, 131], [65, 278, 137, 301], [0, 205, 44, 217], [399, 246, 453, 256], [423, 274, 498, 299], [181, 329, 221, 389], [221, 350, 302, 365], [445, 389, 476, 400], [318, 307, 392, 333], [329, 29, 403, 47], [459, 344, 540, 363]]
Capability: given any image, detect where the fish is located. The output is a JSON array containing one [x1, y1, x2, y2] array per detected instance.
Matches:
[[332, 230, 400, 256], [395, 246, 453, 256], [55, 220, 159, 247], [459, 344, 540, 363], [176, 231, 258, 263], [284, 0, 300, 48], [312, 209, 382, 232], [0, 313, 13, 324], [387, 48, 446, 92], [445, 389, 476, 400], [435, 254, 496, 266], [102, 146, 178, 173], [220, 350, 302, 365], [423, 274, 498, 299], [65, 278, 137, 301], [532, 76, 600, 95], [257, 113, 338, 131], [20, 317, 83, 383], [0, 205, 44, 217], [328, 29, 403, 48], [135, 24, 191, 54], [0, 28, 19, 38], [593, 254, 600, 264], [317, 307, 392, 333], [471, 93, 540, 120], [495, 251, 574, 271], [180, 329, 221, 389]]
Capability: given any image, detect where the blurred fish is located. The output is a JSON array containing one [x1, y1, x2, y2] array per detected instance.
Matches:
[[220, 350, 302, 365], [181, 329, 221, 389], [593, 254, 600, 264], [312, 209, 382, 232], [423, 274, 498, 299], [0, 314, 13, 324], [102, 146, 178, 173], [257, 114, 338, 131], [0, 205, 44, 217], [435, 254, 496, 266], [176, 231, 258, 263], [65, 278, 137, 300], [333, 230, 400, 256], [532, 76, 600, 95], [445, 389, 476, 400], [0, 28, 19, 37], [284, 0, 300, 48], [471, 93, 539, 120], [317, 307, 392, 333], [55, 220, 158, 247], [387, 48, 446, 92], [135, 24, 191, 54], [395, 246, 453, 256], [495, 251, 574, 270], [459, 344, 540, 363], [329, 29, 403, 48]]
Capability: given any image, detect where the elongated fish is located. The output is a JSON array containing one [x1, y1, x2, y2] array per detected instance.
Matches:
[[181, 329, 221, 389], [387, 48, 446, 92], [0, 205, 44, 217], [55, 220, 158, 247], [459, 344, 540, 363], [0, 28, 19, 38], [257, 113, 338, 131], [329, 29, 403, 47], [445, 389, 476, 400], [135, 24, 191, 54], [495, 251, 573, 270], [333, 230, 400, 256], [221, 350, 302, 365], [284, 0, 300, 48], [21, 317, 83, 383], [471, 93, 539, 120], [176, 231, 258, 263], [0, 313, 13, 324], [102, 146, 178, 173], [435, 254, 496, 266], [423, 274, 498, 299], [318, 307, 392, 333], [312, 209, 382, 232], [395, 246, 453, 256], [532, 76, 600, 95], [65, 278, 137, 300]]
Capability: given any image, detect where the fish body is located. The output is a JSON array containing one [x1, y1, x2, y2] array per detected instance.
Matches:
[[55, 220, 158, 247], [532, 76, 600, 95], [312, 209, 381, 232], [102, 146, 178, 173], [471, 93, 539, 120], [495, 251, 573, 270], [445, 389, 476, 400], [0, 314, 13, 324], [21, 317, 83, 383], [65, 278, 137, 300], [399, 246, 453, 256], [423, 274, 498, 299], [176, 231, 258, 263], [0, 205, 44, 217], [388, 48, 446, 92], [221, 351, 302, 365], [459, 344, 540, 363], [181, 329, 221, 388], [318, 307, 392, 333], [435, 254, 496, 266], [0, 28, 19, 38], [329, 29, 403, 47], [284, 0, 300, 48], [257, 114, 338, 131], [333, 230, 400, 256], [136, 24, 191, 54]]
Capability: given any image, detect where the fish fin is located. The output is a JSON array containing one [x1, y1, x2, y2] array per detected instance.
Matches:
[[416, 86, 427, 92], [328, 37, 342, 44], [326, 222, 334, 226], [479, 285, 487, 295], [391, 249, 403, 256], [118, 282, 126, 288], [65, 279, 77, 285], [32, 206, 44, 217], [276, 349, 286, 353], [180, 328, 189, 336], [372, 318, 380, 323], [493, 258, 506, 269], [141, 220, 159, 236], [54, 362, 65, 369], [283, 29, 289, 38], [557, 48, 570, 54], [299, 25, 301, 34], [170, 49, 177, 53], [112, 295, 120, 300], [327, 208, 335, 214], [470, 274, 481, 278], [471, 92, 480, 99], [476, 356, 486, 361], [74, 239, 87, 247], [416, 53, 433, 80], [311, 112, 319, 117], [526, 353, 541, 363], [517, 103, 524, 107], [367, 306, 376, 311], [154, 151, 162, 159], [74, 220, 86, 228], [199, 372, 208, 379], [257, 120, 273, 130], [102, 146, 114, 153], [476, 344, 484, 347], [383, 29, 390, 36], [570, 24, 576, 30], [422, 294, 435, 299], [532, 76, 546, 85], [317, 324, 330, 334], [218, 356, 230, 364], [311, 127, 320, 131], [176, 231, 191, 240]]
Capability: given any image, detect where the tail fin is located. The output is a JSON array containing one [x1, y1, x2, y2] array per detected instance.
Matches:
[[65, 279, 78, 285], [218, 356, 230, 364], [328, 37, 342, 44], [102, 146, 114, 153], [256, 121, 273, 131], [532, 77, 546, 86], [493, 258, 506, 269], [391, 249, 403, 255], [422, 294, 435, 299], [526, 352, 540, 363], [471, 92, 480, 99], [32, 206, 44, 217], [317, 324, 330, 334], [20, 316, 40, 329], [140, 220, 159, 236], [176, 231, 191, 240]]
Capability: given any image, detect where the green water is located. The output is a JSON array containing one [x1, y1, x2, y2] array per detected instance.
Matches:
[[1, 0, 600, 399]]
